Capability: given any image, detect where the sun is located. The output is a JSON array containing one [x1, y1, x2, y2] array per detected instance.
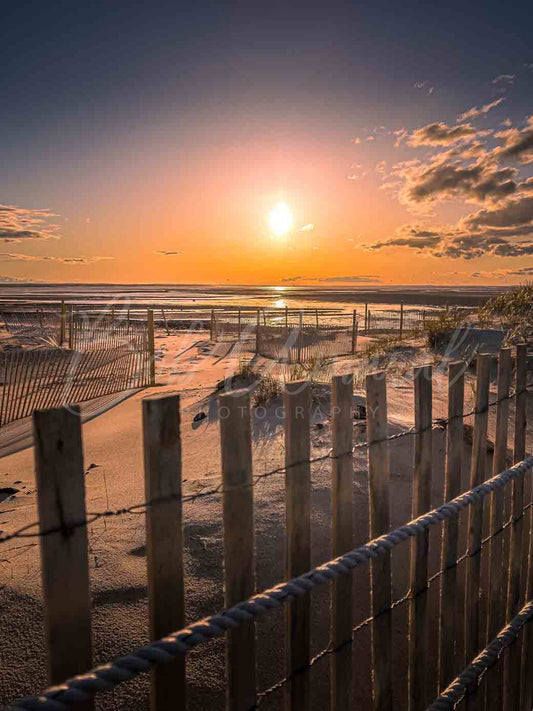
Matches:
[[269, 202, 293, 237]]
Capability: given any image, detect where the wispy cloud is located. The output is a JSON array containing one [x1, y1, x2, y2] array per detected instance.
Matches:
[[492, 74, 515, 85], [0, 205, 60, 242], [457, 97, 505, 122], [300, 224, 314, 231], [0, 253, 113, 264], [414, 80, 435, 95], [154, 250, 181, 255], [280, 275, 382, 283]]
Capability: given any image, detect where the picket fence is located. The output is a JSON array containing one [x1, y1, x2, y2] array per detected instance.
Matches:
[[211, 308, 357, 362], [0, 310, 155, 427], [3, 345, 532, 711]]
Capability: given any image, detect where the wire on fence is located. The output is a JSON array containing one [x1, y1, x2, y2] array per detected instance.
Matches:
[[1, 381, 531, 546], [8, 455, 533, 711]]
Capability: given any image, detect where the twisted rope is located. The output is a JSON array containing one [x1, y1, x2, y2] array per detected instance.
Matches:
[[2, 382, 530, 546], [428, 598, 533, 709], [9, 455, 533, 711]]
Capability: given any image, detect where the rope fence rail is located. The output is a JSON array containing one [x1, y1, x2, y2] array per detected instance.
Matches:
[[8, 455, 533, 711]]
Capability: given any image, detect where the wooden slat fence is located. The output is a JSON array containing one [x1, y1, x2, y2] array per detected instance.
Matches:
[[4, 345, 533, 711], [0, 343, 151, 427]]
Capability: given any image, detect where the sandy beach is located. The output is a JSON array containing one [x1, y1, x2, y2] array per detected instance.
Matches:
[[1, 320, 530, 710]]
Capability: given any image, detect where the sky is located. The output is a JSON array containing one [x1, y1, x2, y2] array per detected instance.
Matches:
[[1, 0, 532, 285]]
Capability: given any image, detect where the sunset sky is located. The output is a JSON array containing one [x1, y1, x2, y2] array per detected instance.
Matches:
[[1, 0, 532, 285]]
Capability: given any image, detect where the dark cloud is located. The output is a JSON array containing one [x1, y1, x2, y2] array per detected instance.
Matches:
[[385, 155, 518, 209], [0, 205, 59, 242], [494, 116, 533, 164], [407, 122, 482, 147]]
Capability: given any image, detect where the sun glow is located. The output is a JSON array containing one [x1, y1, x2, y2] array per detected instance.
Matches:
[[269, 202, 293, 237]]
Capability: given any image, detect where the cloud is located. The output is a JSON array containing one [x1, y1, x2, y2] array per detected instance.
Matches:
[[0, 253, 113, 264], [493, 116, 533, 164], [471, 266, 533, 279], [0, 204, 60, 242], [0, 275, 38, 283], [457, 98, 505, 122], [364, 192, 533, 259], [300, 224, 314, 231], [414, 81, 435, 94], [154, 250, 181, 255], [280, 275, 382, 283], [407, 122, 483, 147], [383, 153, 518, 210], [492, 74, 515, 85]]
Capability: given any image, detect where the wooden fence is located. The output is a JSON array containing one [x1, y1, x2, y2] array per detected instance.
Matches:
[[212, 309, 357, 362], [4, 344, 532, 710], [0, 310, 155, 427], [0, 343, 151, 427]]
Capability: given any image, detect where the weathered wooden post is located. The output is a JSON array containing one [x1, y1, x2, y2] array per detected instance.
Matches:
[[399, 303, 404, 340], [59, 300, 66, 345], [220, 389, 256, 710], [238, 307, 241, 338], [285, 380, 311, 711], [147, 309, 156, 386], [409, 365, 432, 711], [143, 394, 185, 710], [67, 305, 74, 349], [330, 374, 354, 710], [364, 302, 369, 334], [465, 353, 491, 664], [439, 361, 464, 689], [34, 406, 93, 706], [297, 311, 303, 364], [505, 343, 527, 709], [255, 309, 261, 354], [210, 309, 215, 341], [366, 372, 392, 711], [351, 310, 358, 354]]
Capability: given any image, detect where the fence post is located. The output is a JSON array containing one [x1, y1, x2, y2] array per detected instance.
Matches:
[[351, 310, 358, 354], [59, 300, 66, 344], [297, 312, 303, 364], [162, 308, 169, 336], [465, 353, 491, 665], [219, 389, 256, 710], [368, 308, 372, 335], [330, 374, 354, 710], [67, 305, 74, 349], [409, 365, 432, 711], [147, 309, 156, 386], [485, 347, 512, 705], [364, 303, 368, 334], [366, 372, 392, 711], [505, 343, 528, 709], [285, 380, 311, 711], [399, 303, 404, 340], [34, 406, 92, 700], [255, 309, 260, 354], [142, 394, 185, 710], [238, 307, 241, 338], [439, 361, 464, 689]]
